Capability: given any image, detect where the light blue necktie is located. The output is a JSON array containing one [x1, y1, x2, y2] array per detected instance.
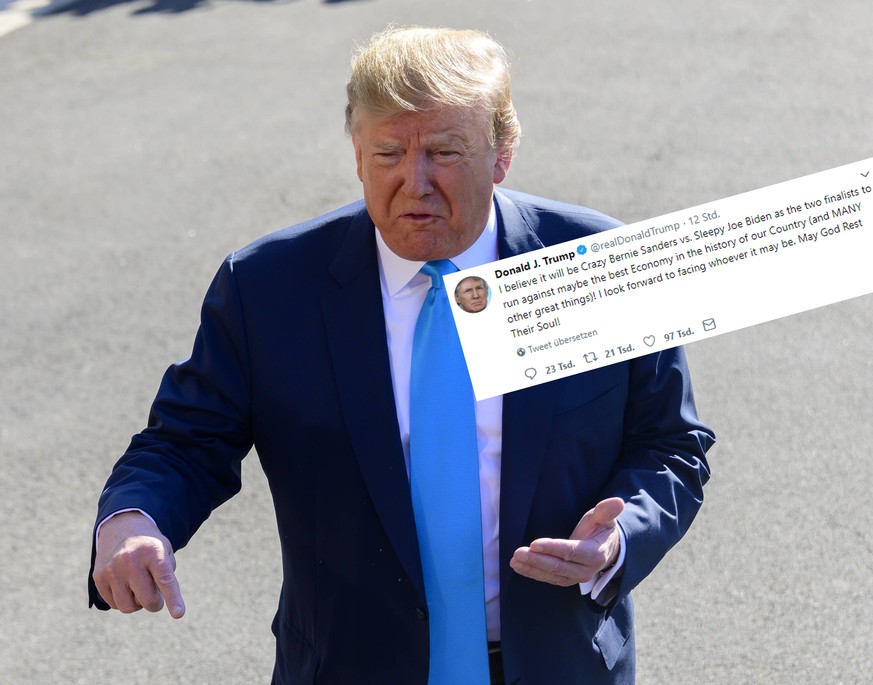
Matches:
[[410, 260, 490, 685]]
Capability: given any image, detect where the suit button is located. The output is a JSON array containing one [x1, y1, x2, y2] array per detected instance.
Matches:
[[416, 607, 427, 621]]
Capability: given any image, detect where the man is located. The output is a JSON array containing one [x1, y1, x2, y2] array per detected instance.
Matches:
[[90, 26, 714, 684], [454, 275, 489, 313]]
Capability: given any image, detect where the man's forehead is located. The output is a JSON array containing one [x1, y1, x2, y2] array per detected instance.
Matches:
[[357, 107, 487, 142], [371, 130, 467, 148]]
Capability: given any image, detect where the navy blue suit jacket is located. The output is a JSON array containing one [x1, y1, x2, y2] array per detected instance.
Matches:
[[90, 189, 714, 684]]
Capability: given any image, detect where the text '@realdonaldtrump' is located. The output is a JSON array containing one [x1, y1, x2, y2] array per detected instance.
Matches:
[[446, 157, 872, 400]]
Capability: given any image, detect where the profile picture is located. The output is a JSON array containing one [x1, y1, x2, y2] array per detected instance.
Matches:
[[454, 275, 490, 313]]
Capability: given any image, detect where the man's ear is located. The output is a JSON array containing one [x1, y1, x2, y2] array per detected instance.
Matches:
[[353, 136, 364, 182], [493, 148, 513, 185]]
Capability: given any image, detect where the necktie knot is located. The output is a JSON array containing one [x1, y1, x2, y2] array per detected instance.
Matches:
[[420, 260, 458, 291]]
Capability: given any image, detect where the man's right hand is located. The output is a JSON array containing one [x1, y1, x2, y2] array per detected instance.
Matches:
[[92, 511, 186, 619]]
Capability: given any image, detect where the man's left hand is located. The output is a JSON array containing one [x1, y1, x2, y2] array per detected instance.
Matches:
[[510, 497, 624, 587]]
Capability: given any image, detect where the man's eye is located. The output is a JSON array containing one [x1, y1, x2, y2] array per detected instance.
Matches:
[[434, 150, 461, 160]]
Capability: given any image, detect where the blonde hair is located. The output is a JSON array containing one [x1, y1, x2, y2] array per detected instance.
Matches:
[[345, 26, 520, 153]]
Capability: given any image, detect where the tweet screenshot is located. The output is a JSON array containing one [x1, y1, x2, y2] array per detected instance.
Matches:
[[446, 157, 872, 400]]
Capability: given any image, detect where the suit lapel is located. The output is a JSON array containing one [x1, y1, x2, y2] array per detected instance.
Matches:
[[320, 207, 425, 599], [494, 191, 560, 593]]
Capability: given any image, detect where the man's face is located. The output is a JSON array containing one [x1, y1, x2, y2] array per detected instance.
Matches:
[[455, 277, 488, 312], [352, 106, 511, 261]]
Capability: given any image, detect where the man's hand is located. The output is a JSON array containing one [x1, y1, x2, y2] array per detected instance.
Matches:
[[509, 497, 624, 587], [92, 511, 186, 619]]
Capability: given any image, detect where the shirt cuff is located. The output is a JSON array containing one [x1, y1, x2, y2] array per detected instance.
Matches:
[[579, 522, 627, 600]]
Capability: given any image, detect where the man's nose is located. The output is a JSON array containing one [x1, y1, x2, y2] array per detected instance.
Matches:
[[401, 153, 434, 198]]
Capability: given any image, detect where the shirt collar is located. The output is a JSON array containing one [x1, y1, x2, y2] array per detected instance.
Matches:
[[375, 201, 499, 297]]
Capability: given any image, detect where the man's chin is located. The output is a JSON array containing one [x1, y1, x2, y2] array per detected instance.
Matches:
[[388, 229, 462, 261]]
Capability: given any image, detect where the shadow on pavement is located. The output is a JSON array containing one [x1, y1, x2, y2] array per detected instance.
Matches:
[[45, 0, 365, 17]]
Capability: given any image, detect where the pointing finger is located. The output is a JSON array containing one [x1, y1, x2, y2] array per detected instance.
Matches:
[[150, 555, 186, 619]]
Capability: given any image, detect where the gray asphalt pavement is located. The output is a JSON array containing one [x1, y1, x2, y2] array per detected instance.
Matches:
[[1, 1, 872, 683]]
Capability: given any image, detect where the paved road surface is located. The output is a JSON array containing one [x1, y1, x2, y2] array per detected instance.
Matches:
[[1, 1, 871, 682]]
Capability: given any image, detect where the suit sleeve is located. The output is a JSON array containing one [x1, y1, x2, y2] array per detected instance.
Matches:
[[603, 345, 714, 605], [89, 255, 253, 608]]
